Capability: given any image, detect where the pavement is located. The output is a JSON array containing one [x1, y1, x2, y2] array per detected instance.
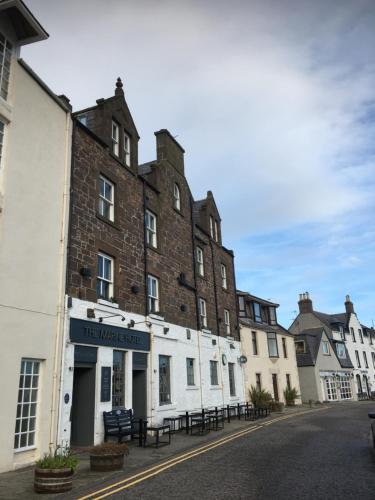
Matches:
[[0, 402, 374, 499]]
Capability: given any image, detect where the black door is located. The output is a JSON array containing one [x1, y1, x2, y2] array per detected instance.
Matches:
[[132, 352, 148, 418], [71, 364, 96, 446]]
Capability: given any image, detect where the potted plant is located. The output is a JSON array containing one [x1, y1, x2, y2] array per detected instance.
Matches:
[[249, 386, 272, 407], [283, 387, 300, 406], [90, 442, 129, 472], [34, 446, 78, 494], [268, 400, 285, 412]]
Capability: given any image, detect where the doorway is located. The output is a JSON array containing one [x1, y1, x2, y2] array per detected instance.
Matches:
[[272, 374, 279, 401], [70, 365, 96, 446], [132, 352, 148, 418]]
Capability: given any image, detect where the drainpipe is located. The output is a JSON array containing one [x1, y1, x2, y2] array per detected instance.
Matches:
[[209, 239, 225, 406], [49, 112, 72, 452], [189, 196, 203, 408], [142, 179, 148, 317]]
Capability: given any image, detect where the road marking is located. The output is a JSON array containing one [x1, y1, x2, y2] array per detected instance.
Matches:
[[78, 407, 329, 500]]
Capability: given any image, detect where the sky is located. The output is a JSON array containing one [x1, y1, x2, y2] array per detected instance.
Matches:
[[23, 0, 375, 328]]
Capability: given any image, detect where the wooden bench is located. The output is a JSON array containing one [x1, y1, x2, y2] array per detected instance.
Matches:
[[103, 408, 135, 443]]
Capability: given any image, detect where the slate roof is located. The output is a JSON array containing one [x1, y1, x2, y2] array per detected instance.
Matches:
[[313, 311, 349, 329], [239, 317, 293, 337], [294, 328, 324, 367], [237, 290, 279, 308], [294, 327, 353, 369]]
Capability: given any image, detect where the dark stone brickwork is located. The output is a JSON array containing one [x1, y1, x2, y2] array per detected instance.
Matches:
[[68, 84, 239, 340], [67, 123, 145, 315]]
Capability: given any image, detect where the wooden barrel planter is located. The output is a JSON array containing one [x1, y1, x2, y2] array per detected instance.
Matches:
[[90, 452, 124, 472], [34, 467, 74, 494]]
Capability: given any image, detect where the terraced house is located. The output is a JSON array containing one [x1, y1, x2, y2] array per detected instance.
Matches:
[[237, 292, 301, 404], [58, 79, 245, 447], [289, 293, 374, 401]]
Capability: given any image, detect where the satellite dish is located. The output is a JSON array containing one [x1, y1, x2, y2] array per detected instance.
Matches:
[[239, 355, 247, 364]]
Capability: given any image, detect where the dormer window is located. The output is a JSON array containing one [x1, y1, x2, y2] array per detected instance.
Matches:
[[123, 131, 130, 166], [269, 307, 277, 325], [221, 264, 227, 289], [295, 340, 306, 354], [238, 296, 246, 317], [253, 302, 262, 323], [174, 183, 181, 211], [112, 121, 119, 156], [209, 216, 214, 238], [0, 33, 12, 101]]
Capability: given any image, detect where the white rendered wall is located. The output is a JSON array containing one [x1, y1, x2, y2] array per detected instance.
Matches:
[[0, 59, 71, 472]]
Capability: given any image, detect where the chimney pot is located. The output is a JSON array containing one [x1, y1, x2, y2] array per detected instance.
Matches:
[[298, 291, 313, 314]]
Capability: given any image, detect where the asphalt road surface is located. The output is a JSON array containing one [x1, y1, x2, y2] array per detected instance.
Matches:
[[94, 403, 375, 500]]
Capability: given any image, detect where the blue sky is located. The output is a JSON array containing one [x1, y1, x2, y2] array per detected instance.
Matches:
[[24, 0, 375, 327]]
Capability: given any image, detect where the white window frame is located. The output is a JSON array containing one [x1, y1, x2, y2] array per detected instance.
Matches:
[[224, 309, 230, 335], [173, 183, 181, 211], [99, 175, 114, 221], [0, 119, 4, 169], [339, 377, 352, 400], [196, 246, 204, 276], [228, 362, 236, 396], [355, 350, 361, 368], [209, 216, 214, 238], [214, 220, 219, 242], [210, 360, 219, 385], [267, 332, 279, 358], [145, 210, 157, 248], [14, 359, 40, 451], [123, 131, 131, 166], [199, 297, 207, 328], [221, 264, 227, 289], [325, 378, 338, 401], [322, 341, 330, 355], [295, 340, 306, 354], [186, 358, 195, 386], [147, 274, 159, 314], [336, 343, 346, 359], [0, 33, 12, 101], [112, 120, 119, 156], [97, 253, 114, 300], [159, 355, 171, 405]]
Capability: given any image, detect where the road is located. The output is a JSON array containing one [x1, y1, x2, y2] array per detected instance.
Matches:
[[86, 403, 375, 500]]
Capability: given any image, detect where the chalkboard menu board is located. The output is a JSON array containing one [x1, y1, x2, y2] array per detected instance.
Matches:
[[101, 366, 111, 402]]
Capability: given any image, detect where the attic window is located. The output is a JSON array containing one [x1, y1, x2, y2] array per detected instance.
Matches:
[[0, 33, 12, 101], [336, 343, 346, 359], [295, 341, 306, 354], [322, 341, 330, 355], [112, 121, 119, 156], [123, 131, 130, 166], [253, 302, 262, 323]]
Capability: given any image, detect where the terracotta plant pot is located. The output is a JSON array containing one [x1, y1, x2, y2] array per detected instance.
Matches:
[[90, 452, 124, 472], [34, 467, 74, 494]]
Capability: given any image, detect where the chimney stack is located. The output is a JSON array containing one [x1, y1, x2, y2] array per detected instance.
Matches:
[[298, 292, 313, 314], [345, 294, 354, 314], [155, 129, 185, 176]]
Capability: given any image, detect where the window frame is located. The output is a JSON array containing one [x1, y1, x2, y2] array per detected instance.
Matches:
[[98, 175, 115, 221], [322, 341, 330, 356], [112, 120, 119, 156], [359, 329, 364, 344], [252, 331, 258, 355], [282, 337, 288, 358], [351, 327, 356, 342], [255, 373, 261, 391], [286, 373, 291, 390], [145, 209, 157, 248], [173, 183, 181, 211], [199, 297, 207, 329], [228, 362, 236, 396], [147, 274, 159, 314], [363, 351, 369, 368], [123, 131, 131, 166], [96, 252, 114, 301], [14, 359, 40, 451], [238, 296, 246, 317], [159, 355, 171, 405], [214, 220, 219, 242], [224, 309, 231, 335], [196, 246, 204, 276], [269, 307, 277, 325], [253, 302, 262, 323], [336, 343, 346, 359], [0, 119, 4, 169], [267, 332, 279, 358], [295, 340, 306, 354], [0, 33, 12, 101], [186, 358, 195, 386], [210, 360, 219, 386], [355, 350, 361, 368], [221, 264, 227, 289], [209, 216, 214, 238]]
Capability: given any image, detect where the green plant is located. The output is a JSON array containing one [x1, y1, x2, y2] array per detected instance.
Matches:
[[268, 401, 285, 412], [90, 442, 129, 456], [36, 445, 78, 471], [249, 386, 272, 407], [283, 387, 300, 406]]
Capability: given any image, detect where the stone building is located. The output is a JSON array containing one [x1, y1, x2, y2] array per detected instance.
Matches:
[[0, 0, 72, 472], [58, 79, 245, 447], [237, 291, 301, 404]]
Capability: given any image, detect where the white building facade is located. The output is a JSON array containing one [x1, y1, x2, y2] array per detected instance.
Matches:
[[0, 1, 72, 472]]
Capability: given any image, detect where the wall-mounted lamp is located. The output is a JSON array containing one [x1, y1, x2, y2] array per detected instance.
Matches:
[[163, 327, 170, 335], [98, 313, 126, 323], [128, 319, 152, 329], [131, 285, 140, 294], [87, 308, 95, 319]]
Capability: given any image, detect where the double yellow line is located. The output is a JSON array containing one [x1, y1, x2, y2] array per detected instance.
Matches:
[[78, 407, 329, 499]]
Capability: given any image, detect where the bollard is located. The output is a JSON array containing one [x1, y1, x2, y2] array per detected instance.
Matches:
[[309, 399, 313, 409]]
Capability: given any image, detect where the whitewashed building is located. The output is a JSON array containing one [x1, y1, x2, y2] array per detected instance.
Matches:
[[0, 0, 72, 472]]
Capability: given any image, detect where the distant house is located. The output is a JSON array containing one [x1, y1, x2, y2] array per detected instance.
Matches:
[[238, 291, 301, 404], [289, 293, 374, 400], [294, 327, 354, 403]]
